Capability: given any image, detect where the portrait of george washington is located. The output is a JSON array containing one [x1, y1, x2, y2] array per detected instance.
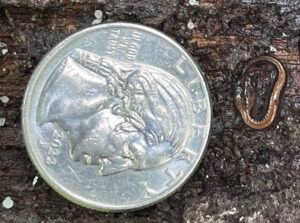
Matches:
[[37, 48, 192, 176]]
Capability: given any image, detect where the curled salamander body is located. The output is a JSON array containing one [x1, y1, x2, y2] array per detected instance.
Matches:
[[235, 56, 286, 130]]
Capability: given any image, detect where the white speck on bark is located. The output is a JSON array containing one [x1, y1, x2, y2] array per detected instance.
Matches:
[[94, 10, 103, 19], [0, 42, 7, 48], [0, 96, 9, 104], [2, 197, 14, 209], [33, 176, 39, 186], [0, 118, 6, 127], [187, 20, 195, 29], [92, 9, 103, 25], [270, 45, 277, 52], [189, 0, 199, 6], [2, 49, 8, 55], [223, 207, 237, 216], [92, 19, 102, 25]]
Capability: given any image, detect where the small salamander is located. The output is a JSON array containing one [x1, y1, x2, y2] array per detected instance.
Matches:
[[235, 56, 286, 130]]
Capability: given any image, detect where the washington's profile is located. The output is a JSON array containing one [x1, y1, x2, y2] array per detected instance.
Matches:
[[37, 48, 193, 176]]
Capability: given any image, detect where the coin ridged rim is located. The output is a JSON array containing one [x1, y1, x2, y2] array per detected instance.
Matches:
[[22, 22, 212, 212]]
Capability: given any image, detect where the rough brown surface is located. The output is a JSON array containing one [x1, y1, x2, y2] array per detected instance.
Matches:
[[0, 0, 299, 222]]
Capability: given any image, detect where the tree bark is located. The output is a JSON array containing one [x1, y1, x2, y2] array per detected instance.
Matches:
[[0, 0, 299, 222]]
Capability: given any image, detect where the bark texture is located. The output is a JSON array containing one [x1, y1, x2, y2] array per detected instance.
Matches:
[[0, 0, 299, 222]]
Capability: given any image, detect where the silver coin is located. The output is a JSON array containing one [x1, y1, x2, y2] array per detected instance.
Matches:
[[22, 22, 211, 211]]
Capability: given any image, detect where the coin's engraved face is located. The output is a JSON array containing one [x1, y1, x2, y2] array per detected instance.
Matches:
[[37, 49, 192, 175], [22, 23, 211, 211]]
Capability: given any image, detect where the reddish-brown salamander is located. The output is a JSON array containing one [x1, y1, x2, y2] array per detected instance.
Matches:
[[235, 56, 286, 130]]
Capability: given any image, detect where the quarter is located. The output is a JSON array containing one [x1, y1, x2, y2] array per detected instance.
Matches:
[[22, 22, 211, 211]]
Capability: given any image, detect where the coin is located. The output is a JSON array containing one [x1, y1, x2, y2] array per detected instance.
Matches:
[[22, 22, 211, 211]]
